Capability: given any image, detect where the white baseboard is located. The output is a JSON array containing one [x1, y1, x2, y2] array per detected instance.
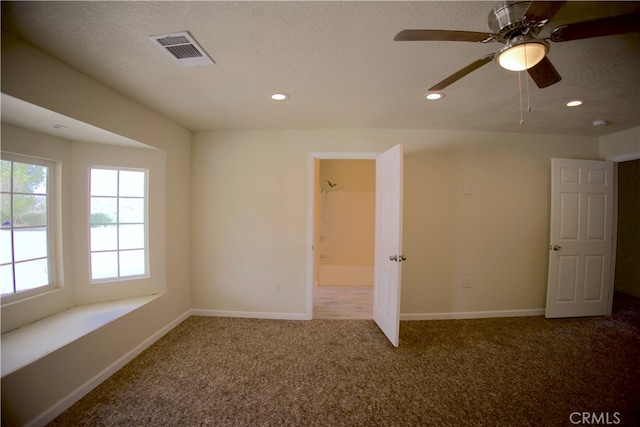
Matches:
[[191, 308, 310, 320], [28, 309, 193, 427], [400, 308, 545, 321]]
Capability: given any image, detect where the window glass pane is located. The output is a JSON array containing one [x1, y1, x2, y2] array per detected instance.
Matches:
[[12, 162, 47, 194], [89, 168, 148, 282], [119, 171, 145, 197], [15, 258, 49, 292], [0, 229, 12, 264], [91, 251, 118, 280], [14, 228, 47, 262], [90, 197, 117, 225], [91, 225, 118, 251], [119, 198, 144, 223], [120, 250, 145, 276], [13, 194, 47, 226], [90, 169, 118, 197], [119, 224, 144, 250], [0, 155, 54, 299], [1, 160, 11, 192], [1, 264, 14, 295], [1, 194, 11, 227]]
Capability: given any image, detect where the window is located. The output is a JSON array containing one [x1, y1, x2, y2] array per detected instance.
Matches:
[[1, 154, 56, 299], [89, 168, 148, 282]]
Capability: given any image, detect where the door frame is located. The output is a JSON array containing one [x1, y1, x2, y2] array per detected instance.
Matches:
[[306, 151, 378, 319], [605, 151, 640, 315]]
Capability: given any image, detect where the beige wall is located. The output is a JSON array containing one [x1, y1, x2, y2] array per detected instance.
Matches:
[[2, 33, 191, 426], [191, 129, 600, 316]]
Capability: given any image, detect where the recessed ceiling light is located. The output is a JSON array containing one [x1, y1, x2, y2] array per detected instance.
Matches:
[[425, 92, 444, 101], [566, 99, 583, 107], [271, 93, 289, 101]]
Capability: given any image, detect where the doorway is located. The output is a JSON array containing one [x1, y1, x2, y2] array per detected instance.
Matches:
[[312, 157, 376, 319], [306, 152, 377, 319], [306, 145, 404, 346], [613, 158, 640, 298]]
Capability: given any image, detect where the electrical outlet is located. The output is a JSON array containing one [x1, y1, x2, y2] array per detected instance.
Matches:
[[460, 276, 472, 288], [274, 283, 281, 293]]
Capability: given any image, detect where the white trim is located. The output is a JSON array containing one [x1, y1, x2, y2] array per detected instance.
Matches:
[[306, 152, 379, 319], [605, 151, 640, 162], [400, 308, 545, 321], [191, 309, 310, 320], [308, 151, 379, 160], [26, 308, 193, 427]]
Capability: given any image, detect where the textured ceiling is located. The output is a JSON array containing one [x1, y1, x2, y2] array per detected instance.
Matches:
[[2, 1, 640, 137]]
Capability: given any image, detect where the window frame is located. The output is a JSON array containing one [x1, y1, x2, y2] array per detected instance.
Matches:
[[1, 152, 59, 304], [88, 166, 149, 284]]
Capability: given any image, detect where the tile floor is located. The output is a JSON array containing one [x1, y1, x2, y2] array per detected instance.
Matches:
[[313, 286, 373, 319]]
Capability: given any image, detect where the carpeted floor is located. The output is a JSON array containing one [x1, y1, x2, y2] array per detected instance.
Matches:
[[49, 293, 640, 426]]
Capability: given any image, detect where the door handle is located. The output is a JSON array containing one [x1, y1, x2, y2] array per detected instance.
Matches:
[[552, 245, 562, 251], [389, 255, 398, 261], [389, 255, 407, 262]]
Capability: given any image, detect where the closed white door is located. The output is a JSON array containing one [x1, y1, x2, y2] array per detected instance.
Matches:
[[546, 158, 614, 318], [373, 144, 404, 346]]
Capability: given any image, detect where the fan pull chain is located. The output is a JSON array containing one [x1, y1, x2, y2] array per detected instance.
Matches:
[[518, 71, 525, 126], [517, 48, 533, 126]]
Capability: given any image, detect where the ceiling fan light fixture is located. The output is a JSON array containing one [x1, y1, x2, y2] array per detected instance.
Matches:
[[497, 39, 549, 72]]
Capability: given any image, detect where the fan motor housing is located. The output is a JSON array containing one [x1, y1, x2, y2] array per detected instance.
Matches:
[[488, 1, 535, 42]]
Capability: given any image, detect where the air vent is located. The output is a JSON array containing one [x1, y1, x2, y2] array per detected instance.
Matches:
[[149, 31, 214, 67]]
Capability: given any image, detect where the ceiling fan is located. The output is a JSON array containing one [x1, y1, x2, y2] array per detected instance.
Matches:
[[394, 1, 640, 91]]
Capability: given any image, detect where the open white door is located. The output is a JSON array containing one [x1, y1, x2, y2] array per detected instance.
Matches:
[[546, 158, 614, 318], [373, 144, 404, 346]]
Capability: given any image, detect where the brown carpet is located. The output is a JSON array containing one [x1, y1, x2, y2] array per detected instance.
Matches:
[[50, 293, 640, 426]]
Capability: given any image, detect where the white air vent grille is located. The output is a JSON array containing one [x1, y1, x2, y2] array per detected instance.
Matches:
[[166, 44, 203, 59], [149, 31, 214, 67], [156, 35, 190, 47]]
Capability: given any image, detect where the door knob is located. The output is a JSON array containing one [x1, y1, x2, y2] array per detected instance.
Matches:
[[390, 255, 398, 261], [552, 245, 562, 251]]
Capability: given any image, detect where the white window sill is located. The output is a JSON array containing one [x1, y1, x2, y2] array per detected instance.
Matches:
[[1, 294, 160, 377]]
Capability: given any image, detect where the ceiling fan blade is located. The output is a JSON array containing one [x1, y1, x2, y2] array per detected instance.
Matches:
[[550, 12, 640, 42], [394, 29, 495, 43], [523, 1, 566, 24], [527, 57, 562, 88], [429, 54, 496, 91]]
